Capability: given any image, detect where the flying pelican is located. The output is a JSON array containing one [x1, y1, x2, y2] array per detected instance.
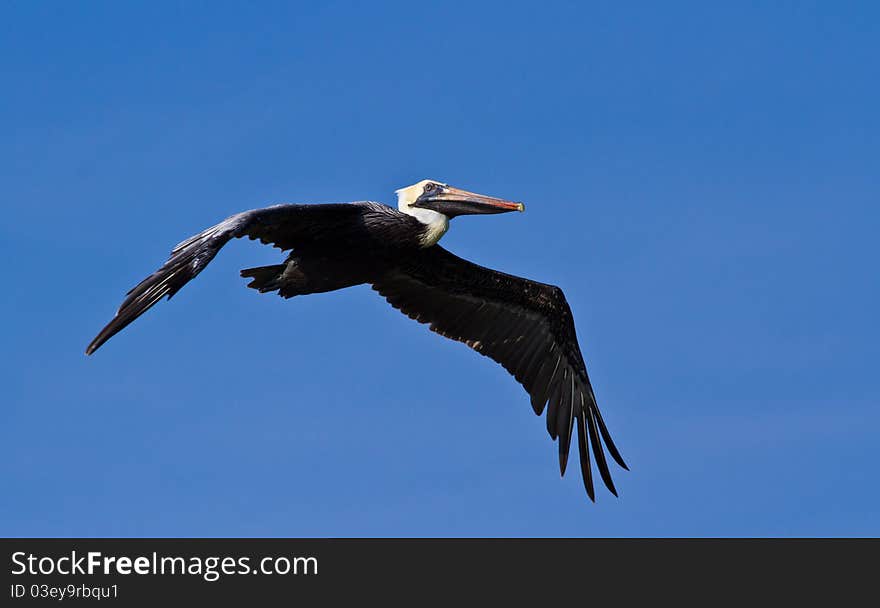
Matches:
[[86, 180, 628, 501]]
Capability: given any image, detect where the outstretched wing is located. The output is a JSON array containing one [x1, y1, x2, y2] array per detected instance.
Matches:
[[86, 203, 384, 355], [371, 245, 627, 501]]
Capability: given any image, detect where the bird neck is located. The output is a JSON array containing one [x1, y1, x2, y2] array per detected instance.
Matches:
[[400, 205, 449, 247]]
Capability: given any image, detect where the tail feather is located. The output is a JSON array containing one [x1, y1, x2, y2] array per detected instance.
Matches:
[[240, 264, 285, 293]]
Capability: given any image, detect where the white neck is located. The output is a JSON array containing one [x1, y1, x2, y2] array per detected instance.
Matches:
[[398, 198, 449, 247]]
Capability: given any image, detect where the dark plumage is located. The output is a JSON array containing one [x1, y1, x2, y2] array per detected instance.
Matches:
[[87, 183, 628, 501]]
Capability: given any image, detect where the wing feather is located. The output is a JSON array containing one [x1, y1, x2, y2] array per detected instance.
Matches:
[[372, 245, 626, 500], [86, 203, 393, 355]]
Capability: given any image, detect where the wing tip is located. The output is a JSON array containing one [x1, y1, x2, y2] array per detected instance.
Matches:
[[558, 447, 569, 477], [85, 333, 107, 356], [583, 478, 596, 502]]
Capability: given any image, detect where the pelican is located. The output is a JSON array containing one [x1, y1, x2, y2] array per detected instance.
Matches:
[[86, 180, 628, 501]]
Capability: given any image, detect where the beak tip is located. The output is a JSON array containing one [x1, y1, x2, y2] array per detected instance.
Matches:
[[517, 202, 525, 212]]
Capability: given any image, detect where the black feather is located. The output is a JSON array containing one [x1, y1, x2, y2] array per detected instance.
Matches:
[[576, 412, 595, 501], [585, 394, 617, 497], [556, 375, 576, 476]]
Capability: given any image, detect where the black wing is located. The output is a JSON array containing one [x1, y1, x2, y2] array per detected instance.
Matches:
[[86, 203, 387, 355], [372, 245, 627, 501]]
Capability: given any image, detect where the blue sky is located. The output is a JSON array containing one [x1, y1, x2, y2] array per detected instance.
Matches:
[[1, 1, 878, 536]]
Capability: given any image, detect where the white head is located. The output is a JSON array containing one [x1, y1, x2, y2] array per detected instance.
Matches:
[[396, 179, 450, 245], [395, 179, 525, 247], [396, 179, 448, 210]]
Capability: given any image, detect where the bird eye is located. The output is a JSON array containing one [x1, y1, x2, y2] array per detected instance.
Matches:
[[424, 183, 436, 192]]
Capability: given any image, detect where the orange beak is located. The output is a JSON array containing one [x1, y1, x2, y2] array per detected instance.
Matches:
[[414, 185, 525, 216]]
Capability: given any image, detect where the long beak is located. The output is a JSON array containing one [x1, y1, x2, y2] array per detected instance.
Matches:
[[416, 185, 526, 216]]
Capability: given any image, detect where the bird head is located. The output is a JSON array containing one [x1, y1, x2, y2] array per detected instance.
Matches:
[[396, 179, 525, 218]]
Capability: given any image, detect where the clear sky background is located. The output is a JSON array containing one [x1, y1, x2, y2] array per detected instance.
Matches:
[[1, 2, 877, 537]]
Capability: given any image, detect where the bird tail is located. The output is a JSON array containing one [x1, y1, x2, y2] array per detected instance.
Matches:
[[242, 256, 369, 298], [240, 264, 286, 293]]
